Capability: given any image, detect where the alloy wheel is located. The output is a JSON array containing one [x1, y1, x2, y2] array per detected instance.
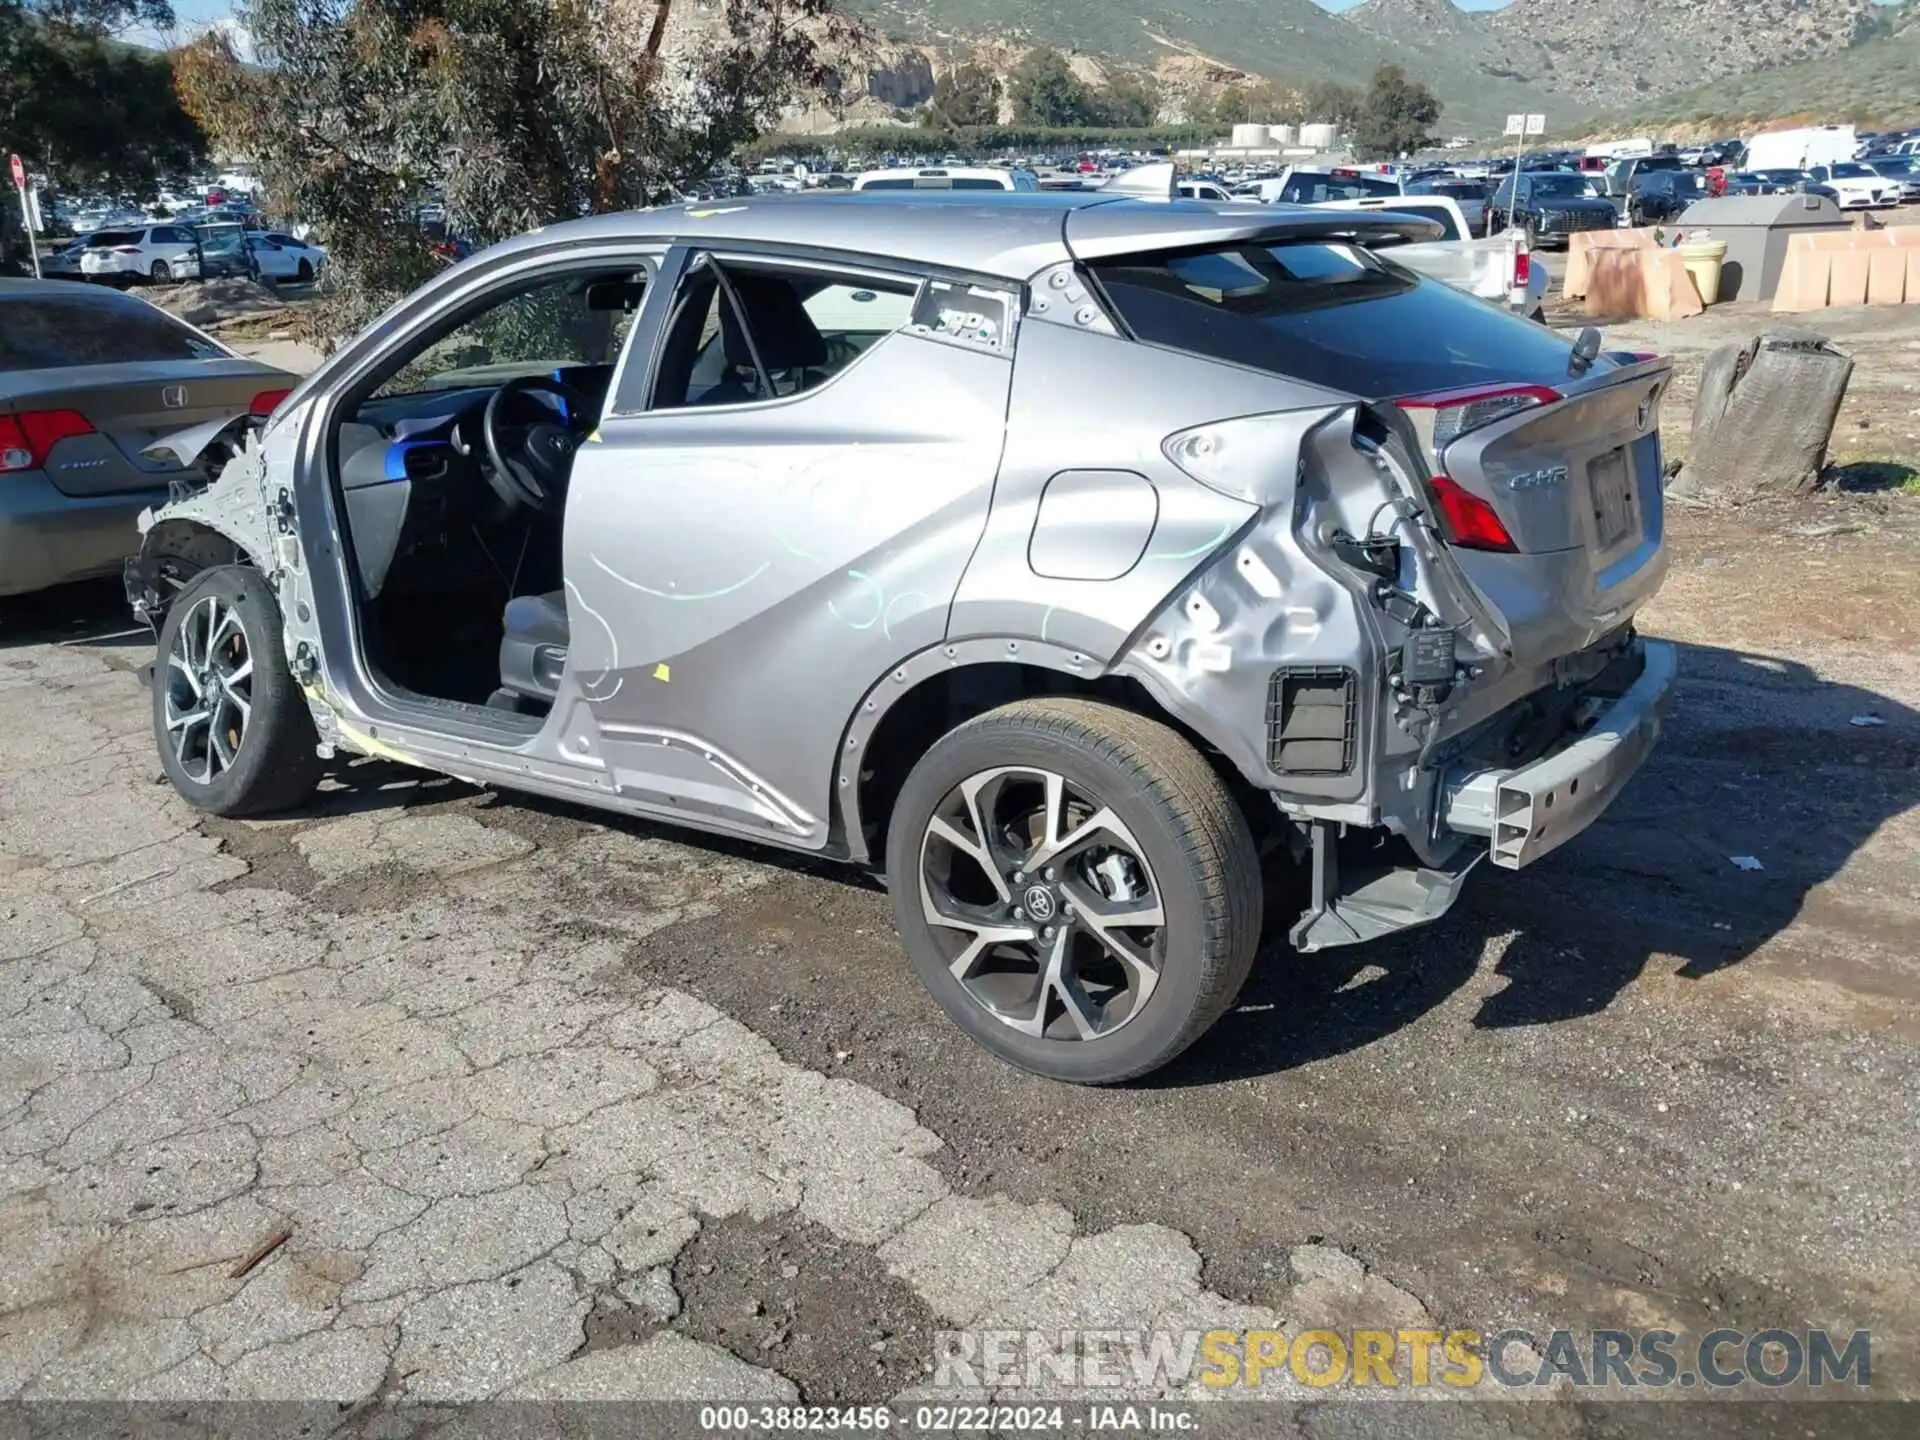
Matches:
[[163, 594, 254, 785], [918, 766, 1166, 1042]]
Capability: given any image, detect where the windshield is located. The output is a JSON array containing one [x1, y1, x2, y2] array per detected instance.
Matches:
[[1872, 158, 1916, 175], [1278, 172, 1399, 204], [1526, 174, 1589, 198], [1829, 164, 1874, 179]]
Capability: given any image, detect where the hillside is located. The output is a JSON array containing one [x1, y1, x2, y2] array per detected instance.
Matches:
[[1489, 0, 1879, 105], [798, 0, 1917, 140], [840, 0, 1567, 129], [1343, 0, 1882, 109], [1597, 4, 1919, 132]]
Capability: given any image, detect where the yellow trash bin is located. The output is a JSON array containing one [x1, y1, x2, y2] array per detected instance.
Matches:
[[1679, 237, 1728, 306]]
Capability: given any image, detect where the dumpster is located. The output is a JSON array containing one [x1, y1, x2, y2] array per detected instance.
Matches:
[[1675, 193, 1850, 303]]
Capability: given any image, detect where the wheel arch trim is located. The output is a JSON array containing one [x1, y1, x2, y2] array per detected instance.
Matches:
[[836, 637, 1101, 864], [833, 634, 1254, 866]]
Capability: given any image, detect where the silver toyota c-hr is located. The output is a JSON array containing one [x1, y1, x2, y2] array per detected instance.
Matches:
[[129, 184, 1675, 1083]]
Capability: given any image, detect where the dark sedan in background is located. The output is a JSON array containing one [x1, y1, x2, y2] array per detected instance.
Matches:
[[1628, 169, 1707, 225], [1, 281, 293, 597], [1488, 170, 1621, 248]]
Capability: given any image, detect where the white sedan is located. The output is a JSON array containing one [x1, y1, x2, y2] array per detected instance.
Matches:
[[245, 231, 327, 283], [1806, 163, 1901, 210]]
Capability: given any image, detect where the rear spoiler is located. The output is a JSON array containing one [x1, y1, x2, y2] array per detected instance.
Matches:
[[1066, 202, 1444, 261]]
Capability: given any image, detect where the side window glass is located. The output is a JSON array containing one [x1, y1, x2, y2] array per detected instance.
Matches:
[[372, 269, 648, 400], [648, 259, 918, 411]]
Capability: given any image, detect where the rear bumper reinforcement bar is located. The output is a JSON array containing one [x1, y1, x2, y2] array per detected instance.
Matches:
[[1442, 639, 1678, 870]]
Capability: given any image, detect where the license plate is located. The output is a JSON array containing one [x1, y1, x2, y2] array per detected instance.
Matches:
[[1588, 448, 1636, 549]]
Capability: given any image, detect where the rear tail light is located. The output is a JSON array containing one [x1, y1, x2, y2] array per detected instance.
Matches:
[[1394, 385, 1559, 554], [0, 409, 96, 472], [1397, 384, 1561, 447], [249, 388, 292, 417], [1512, 246, 1531, 289], [1427, 475, 1517, 552]]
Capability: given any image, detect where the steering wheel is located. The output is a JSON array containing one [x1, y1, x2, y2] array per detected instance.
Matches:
[[481, 375, 593, 516]]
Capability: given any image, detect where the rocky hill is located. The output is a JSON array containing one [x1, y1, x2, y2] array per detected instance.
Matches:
[[839, 0, 1561, 129], [1595, 0, 1919, 131], [1489, 0, 1879, 105], [1342, 0, 1882, 109], [774, 0, 1908, 138]]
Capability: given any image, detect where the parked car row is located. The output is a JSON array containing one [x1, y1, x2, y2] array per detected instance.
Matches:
[[37, 225, 328, 288]]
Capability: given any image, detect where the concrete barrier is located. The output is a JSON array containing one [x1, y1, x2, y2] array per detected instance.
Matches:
[[1562, 228, 1656, 300], [1583, 244, 1705, 320], [1773, 226, 1920, 312]]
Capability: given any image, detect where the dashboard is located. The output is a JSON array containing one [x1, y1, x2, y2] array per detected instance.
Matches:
[[333, 366, 612, 598]]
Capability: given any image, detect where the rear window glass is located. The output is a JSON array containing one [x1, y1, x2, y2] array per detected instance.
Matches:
[[1279, 173, 1399, 204], [88, 230, 142, 247], [1364, 203, 1462, 241], [0, 295, 226, 369], [1091, 241, 1574, 399]]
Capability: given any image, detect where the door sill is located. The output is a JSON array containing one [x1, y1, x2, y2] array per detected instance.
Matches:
[[369, 677, 547, 741]]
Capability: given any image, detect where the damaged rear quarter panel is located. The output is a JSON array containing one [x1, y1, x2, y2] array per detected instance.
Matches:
[[959, 320, 1393, 800]]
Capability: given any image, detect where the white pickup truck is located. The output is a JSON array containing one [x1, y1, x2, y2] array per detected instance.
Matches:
[[1313, 194, 1548, 320]]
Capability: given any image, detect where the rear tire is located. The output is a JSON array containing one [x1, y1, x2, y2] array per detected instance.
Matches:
[[296, 259, 313, 282], [149, 260, 171, 283], [885, 698, 1262, 1085], [153, 566, 322, 817]]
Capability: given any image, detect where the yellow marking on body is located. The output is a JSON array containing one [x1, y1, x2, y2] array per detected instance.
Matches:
[[653, 663, 671, 682]]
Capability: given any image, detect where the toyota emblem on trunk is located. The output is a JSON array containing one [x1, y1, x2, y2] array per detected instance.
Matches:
[[161, 385, 188, 409]]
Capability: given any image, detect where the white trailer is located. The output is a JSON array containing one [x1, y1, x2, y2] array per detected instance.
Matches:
[[1586, 137, 1653, 160], [1744, 125, 1857, 172]]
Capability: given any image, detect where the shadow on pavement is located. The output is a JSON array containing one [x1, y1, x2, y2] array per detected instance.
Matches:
[[1159, 638, 1919, 1086], [0, 577, 145, 650]]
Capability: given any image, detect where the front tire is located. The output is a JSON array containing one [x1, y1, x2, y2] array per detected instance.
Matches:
[[153, 566, 322, 817], [886, 698, 1262, 1084], [296, 259, 313, 282]]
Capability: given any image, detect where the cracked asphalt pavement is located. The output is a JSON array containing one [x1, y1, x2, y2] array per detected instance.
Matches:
[[1, 529, 1917, 1427]]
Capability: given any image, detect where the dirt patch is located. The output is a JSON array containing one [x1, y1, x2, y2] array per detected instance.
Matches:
[[151, 276, 294, 330], [672, 1213, 939, 1404], [203, 814, 321, 900]]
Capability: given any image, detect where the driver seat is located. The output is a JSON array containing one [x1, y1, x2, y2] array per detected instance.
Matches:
[[494, 590, 569, 708]]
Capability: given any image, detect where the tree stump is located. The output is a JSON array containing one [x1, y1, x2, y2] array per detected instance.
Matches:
[[1670, 330, 1854, 506]]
